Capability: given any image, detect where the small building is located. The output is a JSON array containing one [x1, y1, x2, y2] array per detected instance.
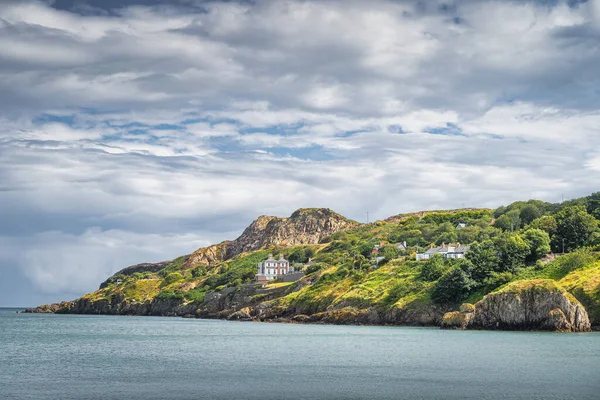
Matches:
[[256, 254, 294, 283], [416, 244, 470, 261], [456, 223, 467, 229], [394, 241, 408, 251]]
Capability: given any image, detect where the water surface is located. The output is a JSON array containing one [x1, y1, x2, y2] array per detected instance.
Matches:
[[1, 308, 599, 400]]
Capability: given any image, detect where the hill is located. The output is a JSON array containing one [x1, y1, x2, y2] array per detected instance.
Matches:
[[26, 194, 600, 331]]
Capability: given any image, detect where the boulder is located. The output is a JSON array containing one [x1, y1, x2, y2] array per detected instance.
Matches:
[[441, 303, 475, 329], [469, 279, 591, 332]]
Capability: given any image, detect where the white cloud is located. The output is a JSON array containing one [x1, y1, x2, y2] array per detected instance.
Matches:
[[1, 0, 600, 304]]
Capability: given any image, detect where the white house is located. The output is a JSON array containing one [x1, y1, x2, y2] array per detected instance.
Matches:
[[416, 244, 470, 261], [256, 254, 293, 282], [456, 223, 467, 229]]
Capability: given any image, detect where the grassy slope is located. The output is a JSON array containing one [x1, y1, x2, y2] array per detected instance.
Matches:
[[79, 207, 600, 325]]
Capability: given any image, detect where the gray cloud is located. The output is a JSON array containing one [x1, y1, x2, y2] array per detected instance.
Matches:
[[0, 0, 599, 306]]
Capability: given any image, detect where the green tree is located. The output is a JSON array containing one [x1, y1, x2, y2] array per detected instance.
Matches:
[[519, 204, 541, 226], [522, 228, 551, 262], [554, 206, 598, 252], [433, 222, 457, 245], [506, 209, 522, 231], [493, 214, 513, 232], [380, 245, 400, 262], [528, 215, 557, 236], [288, 248, 307, 264], [431, 263, 477, 303], [586, 192, 600, 219], [466, 240, 500, 282], [494, 233, 530, 272], [419, 254, 446, 281], [456, 225, 481, 245]]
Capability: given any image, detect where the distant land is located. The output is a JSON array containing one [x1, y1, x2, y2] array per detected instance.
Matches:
[[27, 194, 600, 332]]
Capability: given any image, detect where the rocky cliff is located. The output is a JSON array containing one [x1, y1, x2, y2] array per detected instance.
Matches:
[[183, 208, 357, 269], [442, 280, 591, 332]]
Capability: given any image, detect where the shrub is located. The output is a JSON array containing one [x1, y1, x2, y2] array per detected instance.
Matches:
[[546, 249, 596, 279], [306, 263, 324, 275], [419, 254, 446, 281], [184, 288, 206, 304], [156, 289, 185, 301], [523, 228, 551, 262], [432, 266, 477, 304], [162, 272, 184, 287]]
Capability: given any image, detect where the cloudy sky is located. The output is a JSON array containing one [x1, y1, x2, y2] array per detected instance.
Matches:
[[1, 0, 600, 306]]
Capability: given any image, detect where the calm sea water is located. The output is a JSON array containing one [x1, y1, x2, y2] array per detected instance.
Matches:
[[1, 308, 599, 400]]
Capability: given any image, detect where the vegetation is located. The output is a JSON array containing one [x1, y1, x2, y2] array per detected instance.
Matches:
[[73, 192, 600, 326]]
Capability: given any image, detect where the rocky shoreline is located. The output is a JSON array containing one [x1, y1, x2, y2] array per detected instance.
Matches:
[[25, 278, 596, 332]]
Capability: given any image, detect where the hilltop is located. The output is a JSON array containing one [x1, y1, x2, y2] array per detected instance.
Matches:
[[27, 195, 600, 331]]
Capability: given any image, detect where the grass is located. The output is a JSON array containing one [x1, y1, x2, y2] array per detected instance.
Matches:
[[122, 279, 161, 302], [267, 282, 294, 288], [559, 263, 600, 324]]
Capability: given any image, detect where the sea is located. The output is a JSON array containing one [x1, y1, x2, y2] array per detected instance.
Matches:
[[1, 307, 599, 400]]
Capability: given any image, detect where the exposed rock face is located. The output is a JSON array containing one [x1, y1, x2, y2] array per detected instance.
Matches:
[[182, 241, 230, 270], [184, 208, 357, 269], [465, 280, 591, 332], [441, 303, 475, 329]]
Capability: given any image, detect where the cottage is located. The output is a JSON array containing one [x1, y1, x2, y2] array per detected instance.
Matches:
[[256, 254, 294, 282], [416, 244, 470, 261], [456, 223, 467, 229]]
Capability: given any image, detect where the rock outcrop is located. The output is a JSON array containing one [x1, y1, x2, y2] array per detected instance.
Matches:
[[183, 208, 357, 269], [441, 303, 475, 329], [443, 280, 591, 332]]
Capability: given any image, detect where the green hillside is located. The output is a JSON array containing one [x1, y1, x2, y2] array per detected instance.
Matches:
[[35, 193, 600, 328]]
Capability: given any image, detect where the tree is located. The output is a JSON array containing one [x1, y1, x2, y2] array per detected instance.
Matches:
[[522, 228, 551, 262], [288, 248, 307, 264], [380, 245, 400, 262], [587, 192, 600, 219], [456, 225, 481, 245], [493, 215, 513, 232], [466, 240, 500, 282], [419, 254, 446, 281], [431, 263, 477, 303], [528, 215, 557, 236], [519, 204, 541, 226], [494, 233, 530, 272], [506, 209, 522, 230], [554, 206, 598, 252]]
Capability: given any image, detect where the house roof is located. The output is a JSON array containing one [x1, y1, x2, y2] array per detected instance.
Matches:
[[423, 244, 470, 254]]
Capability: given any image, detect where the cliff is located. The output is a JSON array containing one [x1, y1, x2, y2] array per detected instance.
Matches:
[[183, 208, 358, 269], [24, 203, 600, 332], [442, 280, 591, 332]]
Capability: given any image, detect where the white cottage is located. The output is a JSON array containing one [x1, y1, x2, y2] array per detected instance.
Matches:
[[256, 254, 293, 282], [416, 244, 470, 261]]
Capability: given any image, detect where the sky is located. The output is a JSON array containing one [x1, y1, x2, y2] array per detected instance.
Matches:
[[1, 0, 600, 306]]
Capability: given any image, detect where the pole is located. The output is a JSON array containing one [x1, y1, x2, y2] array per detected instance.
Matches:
[[562, 238, 566, 254], [367, 212, 369, 224]]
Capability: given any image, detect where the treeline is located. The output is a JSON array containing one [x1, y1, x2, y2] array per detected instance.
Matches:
[[430, 193, 600, 304]]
